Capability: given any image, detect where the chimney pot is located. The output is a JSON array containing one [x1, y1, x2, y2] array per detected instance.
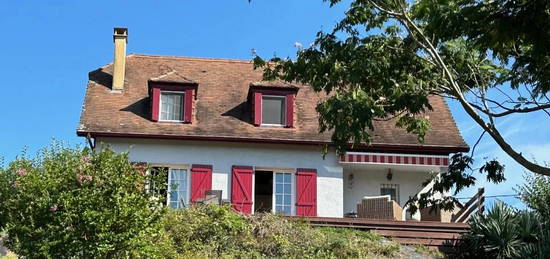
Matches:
[[112, 27, 128, 91]]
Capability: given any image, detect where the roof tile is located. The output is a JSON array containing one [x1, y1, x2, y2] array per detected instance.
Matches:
[[78, 54, 469, 153]]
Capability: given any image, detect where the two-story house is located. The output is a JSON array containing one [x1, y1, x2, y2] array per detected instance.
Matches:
[[77, 28, 468, 219]]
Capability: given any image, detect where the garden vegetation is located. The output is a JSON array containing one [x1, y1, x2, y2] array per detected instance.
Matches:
[[454, 173, 550, 258], [0, 145, 401, 258]]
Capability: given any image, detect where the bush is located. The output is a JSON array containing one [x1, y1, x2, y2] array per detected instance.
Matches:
[[0, 145, 169, 258], [519, 173, 550, 218], [455, 202, 548, 258], [454, 173, 550, 258], [246, 213, 399, 258], [161, 204, 400, 258], [162, 204, 258, 258], [0, 145, 401, 258]]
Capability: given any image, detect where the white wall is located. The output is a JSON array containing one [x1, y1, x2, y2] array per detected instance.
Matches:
[[342, 164, 439, 215], [97, 138, 344, 218]]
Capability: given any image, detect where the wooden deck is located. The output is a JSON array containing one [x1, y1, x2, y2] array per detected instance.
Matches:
[[288, 216, 469, 251]]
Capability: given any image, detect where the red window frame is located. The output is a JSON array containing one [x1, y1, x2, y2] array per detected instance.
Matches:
[[149, 83, 196, 123], [251, 89, 296, 128]]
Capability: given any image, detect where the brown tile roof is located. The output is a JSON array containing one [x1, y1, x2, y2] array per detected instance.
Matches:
[[77, 54, 468, 154], [250, 80, 300, 90], [149, 70, 198, 85]]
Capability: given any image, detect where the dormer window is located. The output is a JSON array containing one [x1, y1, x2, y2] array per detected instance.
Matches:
[[249, 81, 299, 128], [160, 91, 185, 122], [148, 71, 198, 123], [261, 95, 286, 126]]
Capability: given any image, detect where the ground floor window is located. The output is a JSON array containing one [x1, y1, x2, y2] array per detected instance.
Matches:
[[253, 170, 294, 216], [380, 183, 400, 204], [168, 168, 189, 209], [274, 172, 292, 215]]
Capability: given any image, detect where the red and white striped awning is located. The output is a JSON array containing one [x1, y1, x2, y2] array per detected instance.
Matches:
[[339, 152, 449, 166]]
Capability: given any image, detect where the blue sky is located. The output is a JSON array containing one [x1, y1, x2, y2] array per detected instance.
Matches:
[[0, 0, 547, 207]]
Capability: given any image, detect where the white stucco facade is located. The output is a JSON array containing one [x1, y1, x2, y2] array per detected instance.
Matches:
[[342, 163, 444, 219], [97, 137, 444, 219], [98, 138, 344, 218]]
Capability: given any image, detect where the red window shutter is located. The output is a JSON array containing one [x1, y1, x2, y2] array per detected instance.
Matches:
[[296, 168, 317, 216], [151, 88, 161, 121], [184, 89, 193, 123], [285, 93, 294, 127], [231, 166, 254, 214], [190, 164, 212, 202], [253, 92, 262, 126]]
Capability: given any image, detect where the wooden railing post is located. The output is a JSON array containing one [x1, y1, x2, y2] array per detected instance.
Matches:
[[451, 187, 485, 223], [477, 188, 485, 215]]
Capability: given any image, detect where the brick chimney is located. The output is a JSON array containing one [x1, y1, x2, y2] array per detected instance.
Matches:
[[112, 28, 128, 91]]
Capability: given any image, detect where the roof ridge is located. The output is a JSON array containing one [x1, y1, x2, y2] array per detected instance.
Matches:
[[129, 53, 253, 64]]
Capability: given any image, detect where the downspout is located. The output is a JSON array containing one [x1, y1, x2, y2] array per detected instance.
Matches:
[[86, 133, 96, 151]]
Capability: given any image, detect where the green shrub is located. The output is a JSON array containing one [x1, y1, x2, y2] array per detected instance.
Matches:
[[162, 204, 258, 258], [0, 145, 401, 258], [455, 201, 550, 258], [519, 173, 550, 218], [0, 145, 169, 258], [162, 205, 400, 258]]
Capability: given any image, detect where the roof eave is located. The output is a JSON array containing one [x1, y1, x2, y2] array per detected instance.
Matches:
[[77, 130, 470, 155]]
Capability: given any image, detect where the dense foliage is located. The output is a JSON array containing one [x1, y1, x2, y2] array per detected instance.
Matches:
[[160, 204, 401, 258], [252, 0, 550, 211], [0, 145, 404, 258], [518, 172, 550, 218], [455, 175, 550, 258], [0, 145, 168, 258], [455, 202, 550, 259]]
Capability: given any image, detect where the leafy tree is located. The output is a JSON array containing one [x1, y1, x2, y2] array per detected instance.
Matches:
[[518, 171, 550, 219], [252, 0, 550, 210], [0, 145, 169, 258]]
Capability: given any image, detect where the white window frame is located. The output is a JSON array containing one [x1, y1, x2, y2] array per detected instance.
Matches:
[[250, 168, 296, 216], [146, 164, 190, 208], [159, 90, 185, 122], [167, 167, 191, 208], [260, 95, 286, 127], [272, 171, 295, 216]]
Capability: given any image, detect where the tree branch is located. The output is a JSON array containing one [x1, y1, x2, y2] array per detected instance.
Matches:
[[469, 102, 550, 117], [397, 8, 550, 176], [470, 130, 486, 158]]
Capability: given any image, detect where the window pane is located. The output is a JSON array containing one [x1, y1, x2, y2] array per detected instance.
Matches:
[[276, 195, 283, 205], [283, 183, 291, 193], [262, 96, 285, 125], [283, 206, 291, 215], [381, 188, 397, 202], [275, 173, 293, 216], [168, 169, 187, 209], [275, 173, 284, 183], [160, 92, 184, 121], [276, 183, 283, 193], [170, 191, 178, 202], [284, 195, 291, 205], [170, 201, 178, 208], [283, 173, 291, 183]]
